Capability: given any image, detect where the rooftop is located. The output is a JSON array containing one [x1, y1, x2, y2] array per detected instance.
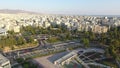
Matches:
[[0, 54, 9, 65], [0, 28, 7, 33]]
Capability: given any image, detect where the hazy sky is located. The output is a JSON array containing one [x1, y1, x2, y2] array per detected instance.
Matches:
[[0, 0, 120, 15]]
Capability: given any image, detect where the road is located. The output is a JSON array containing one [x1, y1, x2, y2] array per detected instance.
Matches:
[[18, 41, 81, 59], [4, 40, 81, 59]]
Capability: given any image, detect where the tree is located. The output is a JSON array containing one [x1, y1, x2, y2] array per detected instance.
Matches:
[[26, 36, 34, 43], [82, 38, 90, 48], [16, 36, 26, 45], [89, 32, 95, 41], [108, 45, 119, 60], [7, 30, 15, 35], [47, 37, 58, 43]]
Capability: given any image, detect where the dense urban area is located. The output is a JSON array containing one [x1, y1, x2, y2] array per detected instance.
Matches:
[[0, 13, 120, 68]]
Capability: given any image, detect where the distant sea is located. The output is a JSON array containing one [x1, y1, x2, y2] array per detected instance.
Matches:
[[58, 14, 120, 17], [84, 15, 120, 17]]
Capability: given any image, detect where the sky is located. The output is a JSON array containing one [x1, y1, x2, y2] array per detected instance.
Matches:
[[0, 0, 120, 15]]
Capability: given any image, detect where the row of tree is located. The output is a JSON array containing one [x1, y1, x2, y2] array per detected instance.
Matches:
[[79, 26, 120, 61], [0, 35, 34, 49]]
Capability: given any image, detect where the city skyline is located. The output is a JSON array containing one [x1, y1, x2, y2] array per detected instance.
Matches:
[[0, 0, 120, 15], [0, 1, 120, 67]]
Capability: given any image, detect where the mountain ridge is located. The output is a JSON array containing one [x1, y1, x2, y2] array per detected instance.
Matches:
[[0, 9, 41, 14]]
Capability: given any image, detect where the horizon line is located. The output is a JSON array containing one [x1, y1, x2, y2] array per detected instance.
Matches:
[[0, 9, 120, 16]]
